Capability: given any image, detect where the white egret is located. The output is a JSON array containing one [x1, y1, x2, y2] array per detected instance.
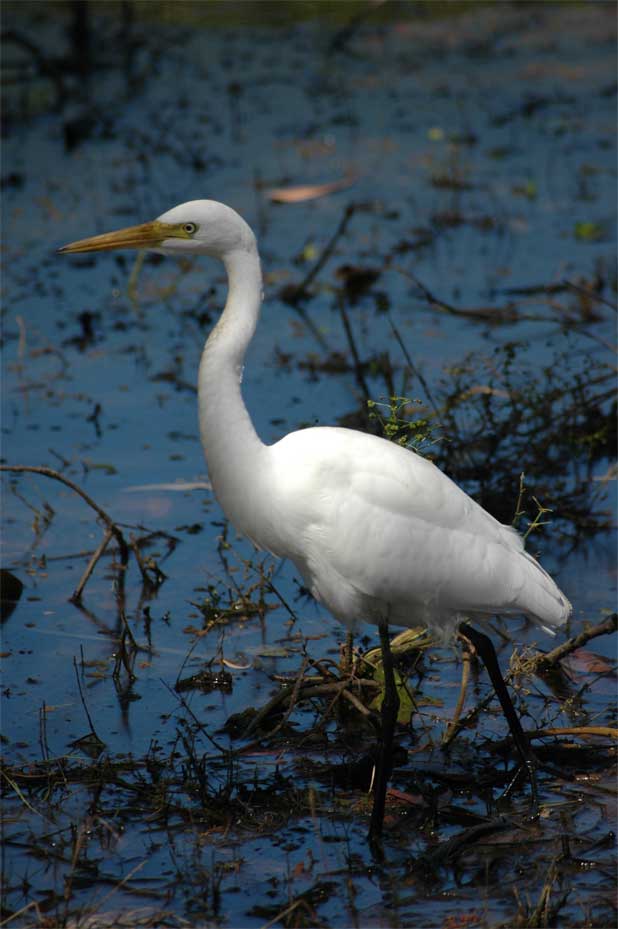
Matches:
[[60, 200, 571, 842]]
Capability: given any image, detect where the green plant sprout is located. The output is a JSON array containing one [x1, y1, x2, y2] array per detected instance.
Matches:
[[367, 395, 440, 453], [512, 471, 555, 542]]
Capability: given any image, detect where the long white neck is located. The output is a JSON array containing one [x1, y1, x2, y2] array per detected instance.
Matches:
[[197, 245, 268, 540]]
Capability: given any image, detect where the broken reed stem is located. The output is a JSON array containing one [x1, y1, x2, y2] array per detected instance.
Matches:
[[443, 637, 472, 744], [85, 860, 147, 915], [129, 533, 165, 588], [73, 656, 102, 741], [0, 899, 43, 928], [259, 897, 307, 929], [71, 527, 114, 603], [0, 768, 46, 820], [0, 465, 129, 600]]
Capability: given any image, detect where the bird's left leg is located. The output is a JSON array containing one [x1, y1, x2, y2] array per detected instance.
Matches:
[[368, 619, 400, 843], [459, 622, 538, 809]]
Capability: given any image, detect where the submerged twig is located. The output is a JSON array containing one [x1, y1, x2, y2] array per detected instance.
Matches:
[[1, 465, 171, 613], [72, 656, 105, 747], [0, 768, 48, 822], [281, 203, 356, 306], [278, 203, 357, 352], [0, 465, 129, 601], [420, 819, 513, 868], [336, 291, 371, 405], [387, 314, 442, 422], [393, 265, 556, 323]]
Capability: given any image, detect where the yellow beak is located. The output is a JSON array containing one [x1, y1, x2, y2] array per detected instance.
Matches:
[[59, 219, 176, 254]]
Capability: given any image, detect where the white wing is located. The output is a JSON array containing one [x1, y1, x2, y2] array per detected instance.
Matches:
[[263, 427, 570, 636]]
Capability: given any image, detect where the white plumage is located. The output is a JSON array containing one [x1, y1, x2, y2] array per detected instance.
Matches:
[[182, 199, 571, 643], [61, 198, 571, 642], [263, 427, 570, 639]]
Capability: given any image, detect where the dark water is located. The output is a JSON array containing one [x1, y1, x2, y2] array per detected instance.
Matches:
[[2, 3, 616, 927]]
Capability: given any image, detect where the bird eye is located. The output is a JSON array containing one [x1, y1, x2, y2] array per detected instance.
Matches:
[[182, 222, 197, 235]]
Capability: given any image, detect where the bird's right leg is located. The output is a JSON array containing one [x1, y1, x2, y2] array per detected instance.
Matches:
[[459, 622, 538, 809], [368, 618, 400, 844]]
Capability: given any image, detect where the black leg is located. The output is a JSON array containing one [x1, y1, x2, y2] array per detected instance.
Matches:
[[459, 621, 538, 808], [368, 619, 400, 844]]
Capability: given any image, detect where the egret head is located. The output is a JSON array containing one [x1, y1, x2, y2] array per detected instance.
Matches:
[[59, 199, 256, 260]]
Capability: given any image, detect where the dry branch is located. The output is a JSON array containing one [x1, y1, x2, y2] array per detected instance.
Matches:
[[519, 613, 618, 674], [1, 465, 129, 602]]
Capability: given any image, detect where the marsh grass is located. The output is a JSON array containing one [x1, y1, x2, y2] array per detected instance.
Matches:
[[2, 609, 616, 927]]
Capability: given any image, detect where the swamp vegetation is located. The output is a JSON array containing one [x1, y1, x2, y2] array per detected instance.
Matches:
[[1, 3, 617, 927]]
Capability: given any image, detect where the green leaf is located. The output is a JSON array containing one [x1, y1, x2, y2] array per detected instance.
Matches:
[[369, 666, 416, 725], [574, 221, 605, 242]]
